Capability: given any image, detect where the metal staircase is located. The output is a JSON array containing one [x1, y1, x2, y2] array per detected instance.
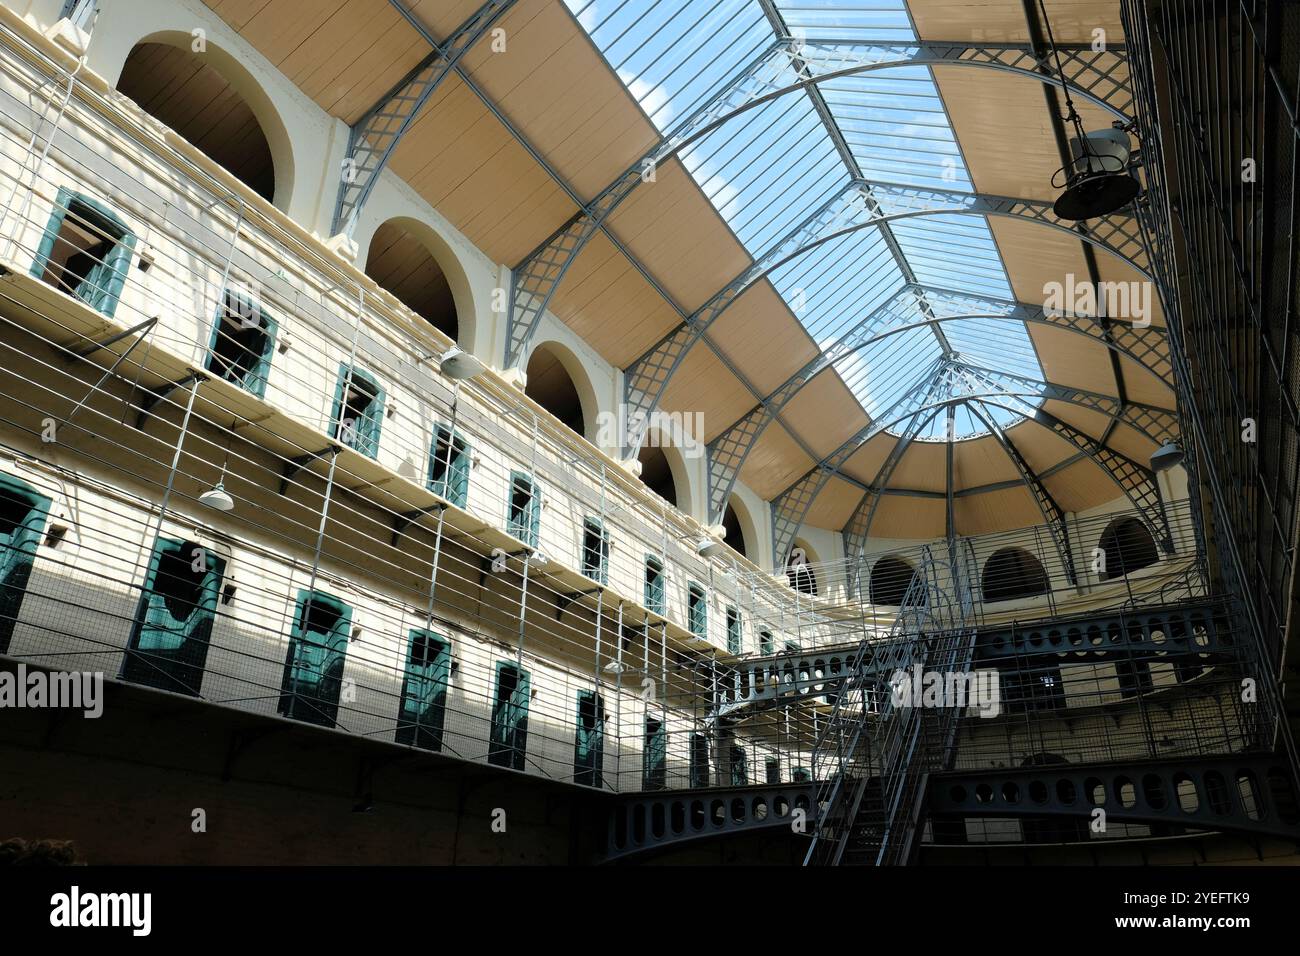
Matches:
[[804, 545, 979, 865]]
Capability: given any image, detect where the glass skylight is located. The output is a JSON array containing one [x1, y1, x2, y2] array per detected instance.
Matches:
[[564, 0, 1046, 441]]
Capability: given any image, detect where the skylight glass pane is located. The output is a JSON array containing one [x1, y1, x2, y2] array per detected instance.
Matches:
[[777, 0, 915, 42]]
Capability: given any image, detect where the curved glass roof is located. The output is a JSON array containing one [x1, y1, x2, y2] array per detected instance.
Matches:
[[566, 0, 1047, 440]]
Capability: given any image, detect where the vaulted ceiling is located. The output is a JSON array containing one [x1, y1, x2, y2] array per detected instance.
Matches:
[[204, 0, 1178, 549]]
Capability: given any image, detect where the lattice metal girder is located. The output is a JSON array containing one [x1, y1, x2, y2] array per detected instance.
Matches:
[[503, 37, 1131, 369], [623, 182, 1151, 458], [331, 0, 517, 236], [975, 397, 1174, 552], [966, 402, 1078, 585]]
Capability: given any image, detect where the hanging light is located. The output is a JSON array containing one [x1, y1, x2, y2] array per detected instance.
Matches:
[[198, 481, 235, 512], [1150, 441, 1185, 472], [200, 444, 235, 511], [1039, 0, 1139, 221], [438, 346, 484, 381]]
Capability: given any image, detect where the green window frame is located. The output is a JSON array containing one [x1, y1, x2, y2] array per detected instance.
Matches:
[[0, 472, 51, 655], [581, 517, 609, 585], [31, 187, 137, 318], [687, 583, 707, 640], [643, 715, 667, 791], [759, 629, 774, 656], [330, 364, 384, 458], [729, 743, 748, 786], [122, 537, 225, 697], [428, 425, 470, 508], [792, 766, 811, 783], [506, 471, 541, 547], [489, 660, 531, 770], [396, 629, 450, 751], [644, 555, 665, 615], [206, 287, 277, 398], [279, 590, 352, 728], [726, 606, 742, 655], [573, 690, 605, 787], [689, 732, 710, 788]]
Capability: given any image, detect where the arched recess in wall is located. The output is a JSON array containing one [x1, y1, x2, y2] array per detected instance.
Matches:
[[982, 548, 1051, 603], [722, 494, 759, 562], [637, 431, 694, 518], [1097, 516, 1160, 580], [870, 555, 924, 607], [114, 33, 294, 210], [786, 537, 819, 595], [525, 340, 598, 442], [364, 217, 470, 345]]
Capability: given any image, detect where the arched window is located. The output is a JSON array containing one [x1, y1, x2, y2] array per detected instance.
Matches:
[[722, 500, 749, 559], [365, 219, 458, 342], [526, 343, 587, 437], [786, 552, 818, 596], [1097, 517, 1159, 580], [981, 548, 1050, 602], [870, 556, 924, 607], [117, 42, 276, 202], [637, 445, 678, 508]]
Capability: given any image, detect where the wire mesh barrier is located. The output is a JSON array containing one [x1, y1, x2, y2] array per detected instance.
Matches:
[[0, 6, 1287, 862], [1120, 0, 1300, 781]]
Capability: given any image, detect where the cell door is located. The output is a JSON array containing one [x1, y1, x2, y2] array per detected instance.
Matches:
[[279, 591, 352, 728], [397, 630, 450, 751], [123, 537, 225, 696], [0, 474, 50, 654], [573, 690, 605, 787], [643, 717, 667, 791], [489, 662, 530, 770]]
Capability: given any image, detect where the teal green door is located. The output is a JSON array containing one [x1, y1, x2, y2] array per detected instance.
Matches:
[[643, 717, 667, 791], [396, 629, 450, 751], [689, 733, 710, 788], [428, 427, 469, 507], [31, 188, 136, 318], [573, 690, 604, 787], [279, 591, 352, 727], [488, 662, 530, 769], [507, 473, 540, 547], [0, 473, 50, 655], [730, 744, 748, 785], [331, 365, 384, 458], [123, 538, 225, 696]]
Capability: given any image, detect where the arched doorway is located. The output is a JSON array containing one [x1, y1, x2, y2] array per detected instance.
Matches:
[[1097, 517, 1159, 580], [365, 219, 458, 341], [116, 42, 276, 203], [526, 342, 590, 438]]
